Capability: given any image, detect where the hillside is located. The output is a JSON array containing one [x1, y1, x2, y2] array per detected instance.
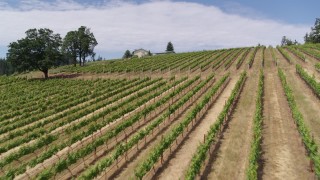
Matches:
[[1, 44, 320, 179]]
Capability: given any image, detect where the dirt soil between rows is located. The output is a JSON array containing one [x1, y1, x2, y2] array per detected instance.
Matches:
[[259, 51, 315, 179]]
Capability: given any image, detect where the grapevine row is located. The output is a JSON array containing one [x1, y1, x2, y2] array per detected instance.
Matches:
[[224, 48, 244, 70], [261, 46, 265, 67], [200, 50, 226, 71], [315, 63, 320, 72], [296, 64, 320, 98], [270, 47, 278, 66], [286, 46, 306, 62], [1, 79, 171, 179], [212, 49, 236, 70], [134, 73, 230, 179], [236, 48, 251, 69], [31, 76, 198, 179], [78, 74, 215, 179], [248, 47, 259, 68], [277, 46, 293, 64], [185, 71, 247, 179], [246, 70, 264, 179], [0, 78, 155, 153], [278, 68, 320, 177], [297, 46, 320, 61]]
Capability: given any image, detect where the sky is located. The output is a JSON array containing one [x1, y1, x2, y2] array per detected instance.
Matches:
[[0, 0, 318, 59]]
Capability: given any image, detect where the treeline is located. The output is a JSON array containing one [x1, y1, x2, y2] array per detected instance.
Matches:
[[305, 18, 320, 44], [282, 18, 320, 46]]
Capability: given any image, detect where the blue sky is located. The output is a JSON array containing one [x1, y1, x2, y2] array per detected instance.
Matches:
[[196, 0, 319, 25], [0, 0, 318, 59]]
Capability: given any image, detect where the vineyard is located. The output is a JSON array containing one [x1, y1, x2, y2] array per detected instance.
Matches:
[[1, 43, 320, 180]]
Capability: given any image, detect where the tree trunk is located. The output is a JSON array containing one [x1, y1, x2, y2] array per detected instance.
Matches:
[[72, 51, 77, 67], [42, 69, 49, 79], [79, 53, 82, 66], [73, 55, 77, 67]]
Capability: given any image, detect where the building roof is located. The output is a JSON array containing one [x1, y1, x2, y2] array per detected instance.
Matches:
[[133, 48, 148, 53]]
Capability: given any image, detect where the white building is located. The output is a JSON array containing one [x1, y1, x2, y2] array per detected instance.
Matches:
[[132, 49, 149, 58]]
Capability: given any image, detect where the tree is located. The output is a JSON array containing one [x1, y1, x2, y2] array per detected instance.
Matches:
[[166, 41, 174, 52], [77, 26, 98, 66], [305, 18, 320, 43], [62, 31, 78, 66], [62, 26, 98, 66], [148, 50, 152, 56], [304, 33, 310, 43], [123, 50, 132, 59], [7, 28, 62, 79], [91, 52, 96, 62], [97, 56, 103, 61]]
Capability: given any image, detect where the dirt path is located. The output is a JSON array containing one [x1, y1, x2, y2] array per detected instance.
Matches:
[[259, 56, 314, 179], [203, 50, 260, 179], [154, 77, 237, 180]]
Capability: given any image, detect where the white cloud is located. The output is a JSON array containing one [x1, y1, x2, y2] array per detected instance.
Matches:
[[0, 0, 310, 58]]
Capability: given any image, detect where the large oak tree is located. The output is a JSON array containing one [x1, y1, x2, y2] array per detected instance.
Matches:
[[7, 28, 62, 78]]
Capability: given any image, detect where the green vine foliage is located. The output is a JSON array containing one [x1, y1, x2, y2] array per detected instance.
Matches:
[[277, 47, 293, 64], [3, 78, 178, 179], [78, 75, 214, 180], [316, 63, 320, 71], [236, 48, 250, 69], [248, 47, 259, 68], [36, 76, 197, 179], [185, 71, 246, 180], [246, 70, 264, 180], [278, 68, 320, 178], [296, 64, 320, 98], [134, 73, 231, 180], [286, 46, 305, 61]]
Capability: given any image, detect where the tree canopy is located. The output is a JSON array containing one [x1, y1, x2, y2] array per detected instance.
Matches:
[[62, 26, 98, 66], [166, 41, 174, 52], [7, 28, 62, 78], [305, 18, 320, 43], [123, 50, 132, 59], [62, 31, 78, 66], [78, 26, 98, 66]]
